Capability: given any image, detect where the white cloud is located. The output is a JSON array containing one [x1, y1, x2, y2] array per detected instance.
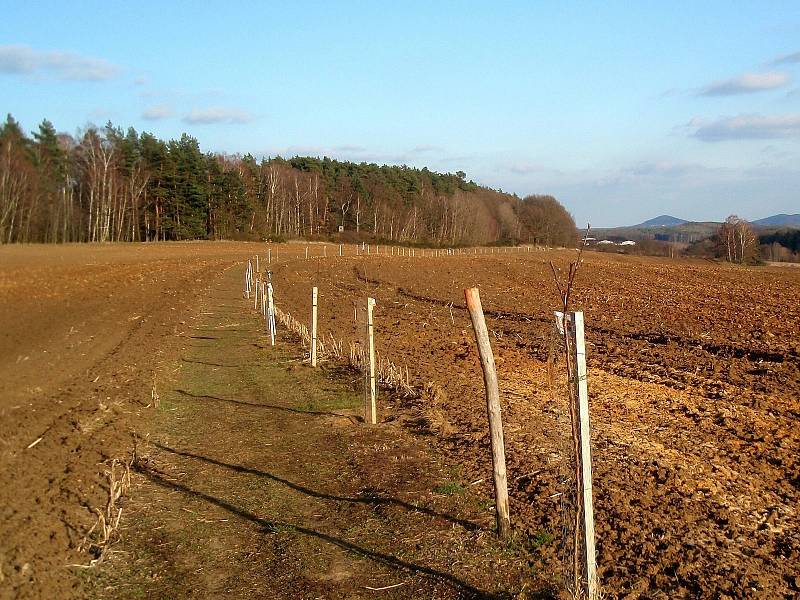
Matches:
[[182, 107, 254, 125], [689, 114, 800, 141], [771, 51, 800, 65], [700, 71, 789, 96], [0, 44, 120, 81], [142, 105, 173, 120]]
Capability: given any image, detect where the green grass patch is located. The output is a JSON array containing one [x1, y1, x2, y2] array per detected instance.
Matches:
[[531, 530, 555, 548], [434, 481, 465, 495]]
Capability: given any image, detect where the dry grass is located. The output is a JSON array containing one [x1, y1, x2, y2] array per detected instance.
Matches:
[[273, 304, 415, 397], [73, 457, 132, 568]]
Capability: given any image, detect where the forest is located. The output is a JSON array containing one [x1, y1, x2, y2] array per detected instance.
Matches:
[[0, 115, 577, 247]]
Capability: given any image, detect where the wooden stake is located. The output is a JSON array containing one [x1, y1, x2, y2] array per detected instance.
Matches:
[[255, 255, 259, 273], [267, 283, 275, 346], [245, 260, 252, 299], [311, 287, 318, 367], [254, 275, 259, 310], [324, 245, 327, 258], [366, 297, 377, 424], [464, 287, 511, 540], [305, 247, 309, 260], [568, 311, 598, 599], [339, 244, 343, 256], [268, 248, 271, 264]]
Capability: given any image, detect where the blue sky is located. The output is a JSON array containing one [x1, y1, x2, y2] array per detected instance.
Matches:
[[1, 1, 799, 227]]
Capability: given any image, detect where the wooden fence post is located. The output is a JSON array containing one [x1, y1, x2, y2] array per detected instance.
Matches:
[[305, 247, 309, 260], [464, 287, 511, 540], [568, 311, 598, 599], [267, 283, 276, 346], [245, 260, 252, 299], [339, 244, 343, 257], [366, 297, 377, 424], [254, 274, 260, 310], [311, 287, 318, 367]]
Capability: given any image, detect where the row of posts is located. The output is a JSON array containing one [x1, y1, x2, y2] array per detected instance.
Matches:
[[244, 255, 596, 599], [244, 257, 378, 425], [252, 243, 536, 262]]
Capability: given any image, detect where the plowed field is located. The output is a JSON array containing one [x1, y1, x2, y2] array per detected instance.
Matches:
[[1, 242, 798, 599], [270, 247, 800, 598]]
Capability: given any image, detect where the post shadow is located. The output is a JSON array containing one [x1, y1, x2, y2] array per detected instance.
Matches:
[[138, 466, 511, 599], [154, 442, 480, 532], [180, 358, 240, 368], [174, 389, 363, 422]]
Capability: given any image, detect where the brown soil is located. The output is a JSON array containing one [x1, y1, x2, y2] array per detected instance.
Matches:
[[0, 242, 251, 599], [1, 242, 798, 599], [270, 247, 800, 599]]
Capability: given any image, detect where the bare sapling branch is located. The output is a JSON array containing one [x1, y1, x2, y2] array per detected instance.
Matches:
[[549, 225, 598, 599]]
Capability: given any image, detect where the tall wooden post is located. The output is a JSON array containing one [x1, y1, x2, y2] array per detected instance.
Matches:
[[339, 244, 343, 257], [305, 247, 309, 260], [267, 283, 275, 346], [366, 297, 377, 424], [254, 275, 260, 311], [245, 260, 252, 299], [311, 287, 318, 367], [255, 255, 259, 273], [464, 287, 511, 540], [268, 248, 271, 264], [568, 311, 598, 599]]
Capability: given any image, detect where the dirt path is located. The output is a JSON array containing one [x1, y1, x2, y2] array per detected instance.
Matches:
[[85, 266, 543, 598]]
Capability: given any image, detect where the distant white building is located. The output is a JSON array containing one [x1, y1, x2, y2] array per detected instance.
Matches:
[[618, 240, 636, 246]]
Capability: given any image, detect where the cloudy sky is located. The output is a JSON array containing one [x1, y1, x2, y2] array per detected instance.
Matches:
[[2, 1, 799, 226]]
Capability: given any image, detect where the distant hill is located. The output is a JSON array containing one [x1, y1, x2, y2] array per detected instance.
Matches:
[[636, 215, 688, 228], [752, 214, 800, 228], [593, 220, 718, 244]]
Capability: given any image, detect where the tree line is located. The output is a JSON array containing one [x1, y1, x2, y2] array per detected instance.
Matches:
[[0, 114, 577, 247], [759, 229, 800, 262]]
